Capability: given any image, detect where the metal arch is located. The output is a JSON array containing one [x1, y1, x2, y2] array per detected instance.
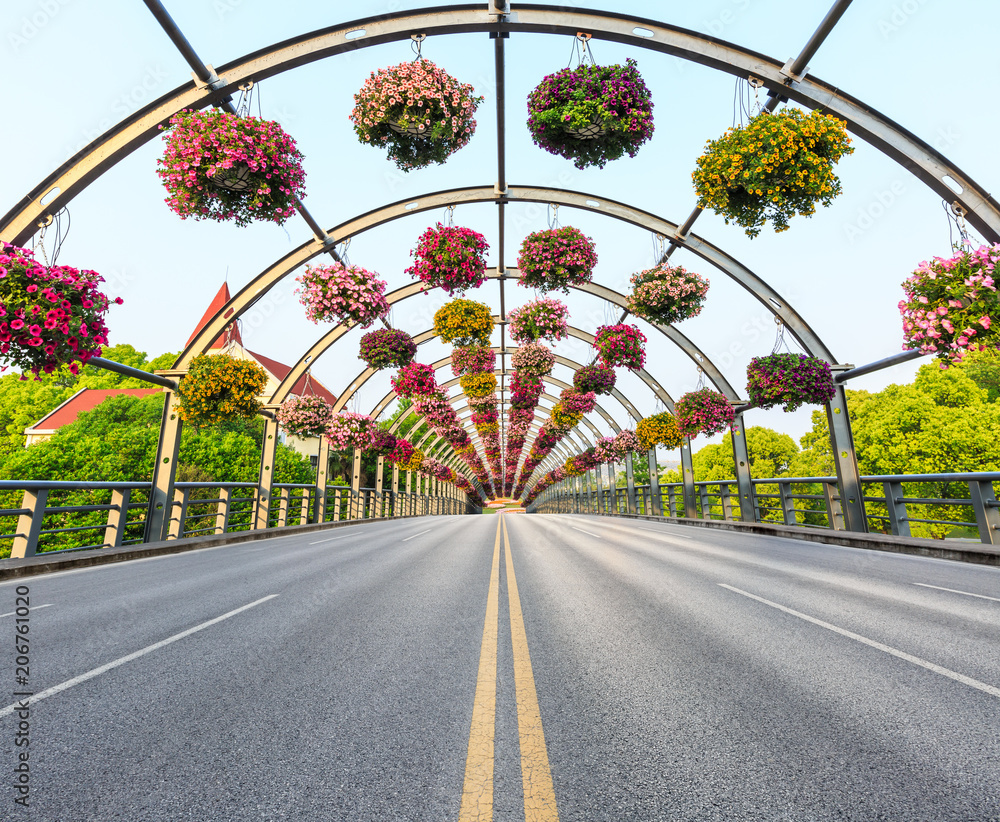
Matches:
[[6, 6, 998, 246]]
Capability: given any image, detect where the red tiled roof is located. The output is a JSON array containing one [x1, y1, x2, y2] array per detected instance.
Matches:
[[28, 388, 160, 432], [185, 282, 242, 350], [246, 349, 338, 405]]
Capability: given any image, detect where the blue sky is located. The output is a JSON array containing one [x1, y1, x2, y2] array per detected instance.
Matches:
[[2, 0, 998, 450]]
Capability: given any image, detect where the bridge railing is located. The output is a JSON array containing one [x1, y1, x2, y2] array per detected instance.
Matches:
[[0, 479, 475, 560], [535, 472, 1000, 545]]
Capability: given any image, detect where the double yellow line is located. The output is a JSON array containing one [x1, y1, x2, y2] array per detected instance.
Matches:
[[458, 513, 559, 822]]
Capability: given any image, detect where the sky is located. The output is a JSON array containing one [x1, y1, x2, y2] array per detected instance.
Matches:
[[2, 0, 998, 458]]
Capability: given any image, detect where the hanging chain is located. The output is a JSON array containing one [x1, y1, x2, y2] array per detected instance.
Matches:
[[566, 32, 595, 68], [547, 203, 560, 230], [695, 366, 705, 391], [236, 81, 254, 118], [651, 232, 667, 265], [411, 33, 426, 61], [336, 237, 352, 266], [444, 204, 455, 227], [771, 317, 788, 354], [944, 200, 975, 249], [34, 214, 53, 265]]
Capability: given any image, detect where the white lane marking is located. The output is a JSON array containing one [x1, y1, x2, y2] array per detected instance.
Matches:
[[402, 529, 432, 542], [570, 526, 602, 538], [307, 526, 362, 545], [913, 583, 1000, 603], [719, 584, 1000, 699], [633, 527, 696, 540], [0, 603, 53, 618], [0, 595, 279, 718]]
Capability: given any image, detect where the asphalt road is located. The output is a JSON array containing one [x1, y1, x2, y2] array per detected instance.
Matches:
[[1, 513, 998, 821]]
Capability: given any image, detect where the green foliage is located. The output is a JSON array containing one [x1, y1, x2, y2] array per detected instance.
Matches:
[[960, 347, 1000, 402]]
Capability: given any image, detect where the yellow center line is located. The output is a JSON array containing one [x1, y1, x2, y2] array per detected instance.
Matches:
[[458, 515, 502, 821], [502, 514, 560, 822]]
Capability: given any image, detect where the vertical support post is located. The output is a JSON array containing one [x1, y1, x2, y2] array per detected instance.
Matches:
[[624, 451, 637, 515], [680, 437, 697, 519], [823, 480, 843, 530], [826, 384, 868, 532], [730, 414, 757, 522], [299, 487, 310, 526], [595, 462, 605, 514], [882, 480, 910, 537], [969, 479, 1000, 545], [104, 487, 132, 548], [375, 456, 385, 519], [11, 489, 49, 559], [275, 487, 290, 528], [146, 388, 183, 544], [608, 461, 618, 514], [215, 487, 231, 534], [350, 447, 362, 520], [392, 463, 400, 518], [315, 436, 330, 523], [253, 416, 280, 531], [698, 485, 711, 520], [647, 448, 662, 517], [406, 470, 413, 516], [168, 486, 190, 540], [720, 483, 733, 521], [668, 486, 678, 518], [779, 480, 797, 526]]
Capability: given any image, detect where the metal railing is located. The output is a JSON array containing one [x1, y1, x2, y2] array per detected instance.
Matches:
[[0, 479, 477, 560], [532, 472, 1000, 545]]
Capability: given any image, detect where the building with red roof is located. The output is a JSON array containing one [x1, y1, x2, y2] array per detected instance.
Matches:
[[24, 388, 160, 446]]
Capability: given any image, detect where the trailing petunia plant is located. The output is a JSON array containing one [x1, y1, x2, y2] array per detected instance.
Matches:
[[391, 361, 439, 399], [349, 59, 484, 172], [593, 323, 647, 370], [674, 388, 735, 438], [636, 412, 683, 450], [177, 354, 268, 426], [0, 244, 121, 378], [745, 353, 835, 412], [511, 341, 556, 378], [326, 411, 377, 452], [433, 298, 494, 346], [358, 328, 417, 370], [517, 226, 598, 294], [526, 58, 654, 170], [613, 428, 641, 458], [405, 223, 489, 295], [627, 263, 709, 325], [507, 297, 570, 343], [275, 395, 333, 438], [692, 108, 853, 238], [573, 364, 615, 395], [367, 428, 399, 458], [157, 109, 306, 227], [296, 262, 389, 328], [899, 244, 1000, 364], [451, 345, 496, 376]]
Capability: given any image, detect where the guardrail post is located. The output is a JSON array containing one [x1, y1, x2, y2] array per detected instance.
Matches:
[[11, 489, 48, 559], [720, 483, 733, 521], [882, 480, 910, 537], [392, 463, 400, 517], [146, 388, 183, 544], [275, 487, 290, 528], [333, 489, 342, 522], [215, 487, 232, 534], [823, 480, 844, 530], [647, 448, 662, 517], [667, 486, 678, 517], [698, 484, 711, 519], [779, 480, 797, 526], [608, 461, 618, 513], [375, 456, 385, 519], [826, 385, 868, 532], [969, 479, 1000, 545], [681, 437, 697, 518], [103, 487, 132, 548], [253, 416, 280, 531], [350, 448, 362, 520], [625, 452, 637, 515], [595, 463, 605, 514], [168, 486, 191, 540], [299, 488, 311, 526]]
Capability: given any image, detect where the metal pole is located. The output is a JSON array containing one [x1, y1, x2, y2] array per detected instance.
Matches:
[[145, 389, 183, 543], [680, 437, 698, 518], [253, 416, 280, 530], [86, 357, 178, 390], [646, 448, 662, 517], [625, 452, 637, 515], [730, 415, 757, 522], [826, 384, 868, 532], [835, 349, 924, 383]]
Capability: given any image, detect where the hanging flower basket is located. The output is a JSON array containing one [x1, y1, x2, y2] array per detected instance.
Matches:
[[511, 372, 543, 410], [275, 395, 333, 438], [559, 388, 596, 415], [295, 262, 389, 328], [358, 328, 417, 370], [675, 388, 735, 437], [636, 412, 683, 450], [526, 58, 654, 170], [549, 403, 582, 434], [900, 244, 1000, 364], [627, 263, 710, 325], [0, 244, 121, 378], [511, 341, 555, 377], [613, 429, 641, 457], [391, 361, 438, 399], [594, 436, 618, 463], [507, 297, 570, 343], [517, 226, 598, 294], [387, 438, 416, 467], [593, 323, 647, 370], [177, 354, 268, 426], [349, 59, 484, 172], [460, 372, 498, 399], [746, 353, 836, 412], [403, 448, 425, 472], [434, 298, 494, 346], [573, 364, 615, 395], [405, 223, 489, 295], [367, 428, 398, 457], [326, 411, 376, 452], [451, 345, 496, 376], [156, 109, 306, 227], [692, 108, 854, 238]]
